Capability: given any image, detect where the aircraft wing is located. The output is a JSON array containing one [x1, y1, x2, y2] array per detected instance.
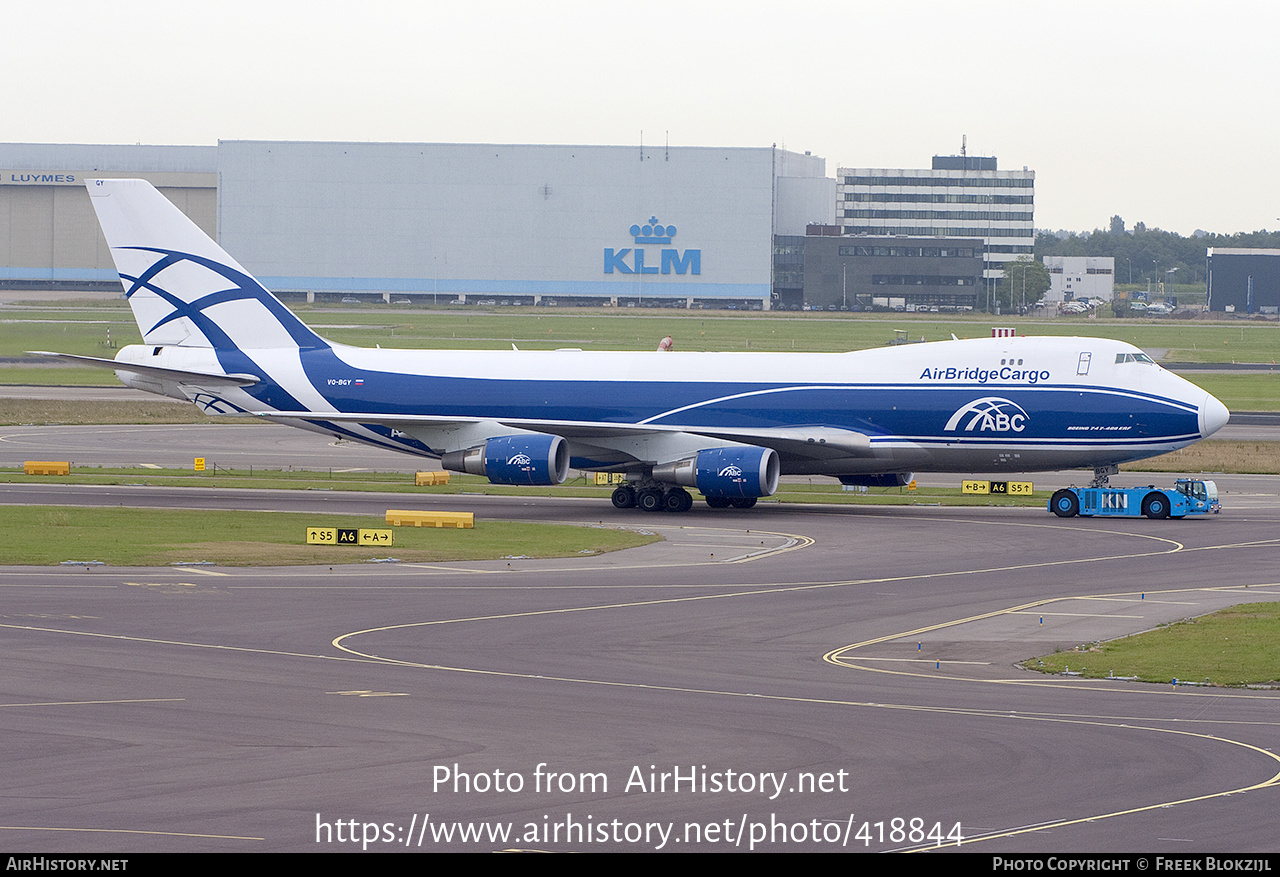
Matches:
[[257, 410, 872, 463], [664, 424, 871, 458]]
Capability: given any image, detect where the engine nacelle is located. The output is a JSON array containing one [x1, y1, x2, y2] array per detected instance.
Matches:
[[838, 472, 915, 488], [653, 446, 780, 498], [441, 434, 570, 485]]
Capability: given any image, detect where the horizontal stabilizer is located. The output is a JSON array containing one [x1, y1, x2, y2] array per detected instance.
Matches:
[[29, 351, 260, 387]]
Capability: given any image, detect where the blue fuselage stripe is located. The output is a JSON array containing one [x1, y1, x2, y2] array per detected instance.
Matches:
[[292, 348, 1202, 444]]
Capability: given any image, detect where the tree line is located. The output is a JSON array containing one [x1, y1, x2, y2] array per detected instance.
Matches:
[[1034, 217, 1280, 287]]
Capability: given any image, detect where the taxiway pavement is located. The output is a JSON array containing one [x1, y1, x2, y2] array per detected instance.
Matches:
[[2, 482, 1279, 853]]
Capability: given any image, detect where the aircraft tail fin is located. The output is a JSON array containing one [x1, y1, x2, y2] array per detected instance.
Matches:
[[86, 178, 327, 351]]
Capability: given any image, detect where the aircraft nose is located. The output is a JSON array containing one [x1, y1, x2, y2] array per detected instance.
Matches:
[[1199, 392, 1230, 437]]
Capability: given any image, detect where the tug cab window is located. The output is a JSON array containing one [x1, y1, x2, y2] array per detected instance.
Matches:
[[1176, 481, 1208, 501]]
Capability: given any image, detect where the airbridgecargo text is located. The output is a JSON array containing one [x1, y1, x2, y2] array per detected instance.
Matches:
[[920, 366, 1052, 384]]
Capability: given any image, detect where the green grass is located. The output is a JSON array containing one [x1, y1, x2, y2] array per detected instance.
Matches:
[[1124, 440, 1280, 474], [1178, 373, 1280, 412], [4, 442, 1275, 500], [0, 466, 1055, 505], [0, 367, 138, 387], [771, 482, 1046, 507], [0, 466, 606, 496], [0, 399, 208, 425], [0, 313, 137, 359], [0, 505, 660, 566], [4, 301, 1279, 370], [1026, 603, 1280, 686]]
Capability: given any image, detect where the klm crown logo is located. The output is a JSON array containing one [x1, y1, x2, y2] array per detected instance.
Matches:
[[631, 217, 676, 245], [605, 216, 700, 277]]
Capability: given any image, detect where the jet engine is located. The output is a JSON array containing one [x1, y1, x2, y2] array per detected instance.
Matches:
[[441, 434, 570, 485], [652, 446, 780, 498]]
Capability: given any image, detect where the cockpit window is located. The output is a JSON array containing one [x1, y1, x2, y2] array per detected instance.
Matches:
[[1115, 353, 1156, 365]]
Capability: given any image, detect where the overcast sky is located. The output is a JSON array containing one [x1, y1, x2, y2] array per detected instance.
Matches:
[[11, 0, 1276, 235]]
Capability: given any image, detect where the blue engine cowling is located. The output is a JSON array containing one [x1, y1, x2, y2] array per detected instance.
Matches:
[[838, 473, 915, 488], [441, 434, 570, 485], [654, 446, 780, 498]]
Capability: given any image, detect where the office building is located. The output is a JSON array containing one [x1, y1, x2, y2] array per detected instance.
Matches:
[[835, 153, 1034, 285], [1043, 256, 1115, 303]]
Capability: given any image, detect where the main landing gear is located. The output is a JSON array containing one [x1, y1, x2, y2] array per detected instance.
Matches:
[[609, 480, 756, 513]]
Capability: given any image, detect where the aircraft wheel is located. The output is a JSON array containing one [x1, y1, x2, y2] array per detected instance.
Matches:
[[1142, 493, 1170, 519], [637, 489, 664, 513], [705, 496, 731, 509], [730, 497, 758, 509], [611, 486, 635, 509], [1050, 489, 1079, 518], [664, 488, 693, 513]]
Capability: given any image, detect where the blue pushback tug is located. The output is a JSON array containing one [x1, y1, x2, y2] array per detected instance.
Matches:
[[1049, 479, 1220, 519]]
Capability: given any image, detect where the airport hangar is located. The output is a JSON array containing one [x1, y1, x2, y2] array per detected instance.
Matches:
[[0, 140, 835, 310], [1206, 247, 1280, 314]]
